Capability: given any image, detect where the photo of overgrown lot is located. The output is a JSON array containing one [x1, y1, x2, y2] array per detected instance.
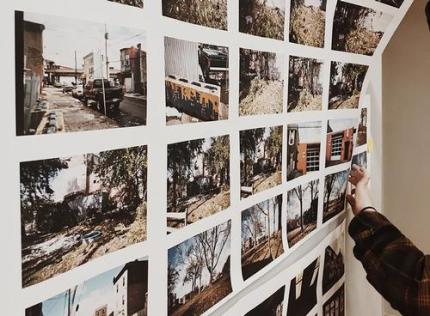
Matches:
[[162, 0, 227, 30], [26, 258, 149, 316], [240, 126, 283, 198], [239, 0, 285, 40], [287, 122, 321, 181], [376, 0, 404, 8], [108, 0, 143, 8], [352, 152, 368, 169], [323, 229, 345, 294], [332, 1, 392, 56], [289, 0, 327, 47], [356, 108, 368, 146], [20, 145, 147, 287], [168, 221, 232, 316], [239, 48, 284, 116], [287, 258, 320, 316], [326, 119, 356, 167], [241, 195, 284, 280], [245, 286, 285, 316], [328, 62, 368, 110], [164, 37, 229, 125], [323, 284, 345, 316], [167, 136, 230, 233], [287, 180, 319, 247], [288, 56, 324, 112], [323, 169, 349, 223]]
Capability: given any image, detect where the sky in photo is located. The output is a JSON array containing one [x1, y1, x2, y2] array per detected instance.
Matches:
[[287, 180, 319, 220]]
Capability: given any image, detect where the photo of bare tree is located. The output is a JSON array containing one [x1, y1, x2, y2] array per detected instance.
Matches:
[[328, 62, 368, 110], [168, 221, 232, 316], [352, 152, 367, 169], [239, 48, 284, 116], [323, 284, 345, 316], [326, 119, 356, 167], [239, 0, 285, 40], [332, 1, 393, 56], [355, 108, 367, 146], [289, 0, 327, 47], [323, 169, 349, 223], [167, 136, 230, 233], [323, 230, 345, 294], [376, 0, 404, 8], [288, 56, 324, 112], [162, 0, 227, 30], [108, 0, 143, 8], [241, 195, 284, 280], [245, 286, 285, 316], [287, 122, 321, 181], [287, 180, 319, 247], [240, 126, 283, 198], [20, 145, 147, 287], [164, 37, 229, 125]]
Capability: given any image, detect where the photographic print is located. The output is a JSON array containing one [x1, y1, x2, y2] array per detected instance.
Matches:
[[164, 37, 229, 125], [25, 258, 149, 316], [287, 180, 319, 247], [287, 122, 321, 181], [20, 145, 147, 287], [323, 169, 349, 223], [168, 221, 232, 316], [239, 0, 285, 40], [167, 136, 230, 233], [245, 286, 285, 316], [376, 0, 404, 8], [15, 11, 147, 136], [241, 195, 284, 280], [239, 48, 284, 116], [355, 108, 368, 146], [332, 1, 393, 56], [328, 62, 368, 110], [323, 284, 345, 316], [240, 126, 283, 198], [289, 0, 327, 48], [322, 229, 345, 294], [162, 0, 227, 30], [288, 56, 324, 112], [108, 0, 144, 8], [352, 151, 368, 169], [326, 119, 356, 167], [287, 258, 320, 316]]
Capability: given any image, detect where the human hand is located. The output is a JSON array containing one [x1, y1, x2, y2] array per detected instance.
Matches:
[[346, 165, 374, 216]]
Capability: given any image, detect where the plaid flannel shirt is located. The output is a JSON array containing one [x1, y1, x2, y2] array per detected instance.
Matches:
[[349, 210, 430, 316]]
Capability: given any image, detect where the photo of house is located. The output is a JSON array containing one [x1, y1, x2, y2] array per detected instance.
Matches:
[[245, 286, 285, 316], [241, 195, 284, 280], [289, 0, 327, 48], [25, 258, 149, 316], [356, 108, 368, 146], [352, 152, 368, 169], [287, 180, 319, 247], [20, 145, 147, 287], [287, 122, 321, 180], [164, 37, 229, 125], [323, 284, 345, 316], [239, 48, 284, 116], [168, 221, 232, 316], [167, 136, 230, 233], [326, 119, 356, 167], [240, 126, 283, 198], [323, 169, 349, 223], [108, 0, 144, 8], [322, 230, 345, 294]]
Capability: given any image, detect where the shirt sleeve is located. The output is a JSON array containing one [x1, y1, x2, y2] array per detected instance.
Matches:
[[349, 210, 430, 316]]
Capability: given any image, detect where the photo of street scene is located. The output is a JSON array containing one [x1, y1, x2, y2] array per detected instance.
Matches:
[[20, 145, 147, 287], [108, 0, 144, 8], [326, 119, 356, 167], [328, 62, 368, 110], [25, 258, 149, 316], [287, 180, 319, 247], [241, 195, 284, 280], [289, 0, 327, 48], [288, 56, 324, 112], [356, 108, 368, 146], [245, 286, 285, 316], [323, 229, 345, 294], [352, 152, 368, 169], [240, 126, 283, 198], [164, 37, 229, 125], [376, 0, 404, 8], [323, 284, 345, 316], [167, 136, 230, 233], [162, 0, 227, 30], [239, 48, 284, 116], [239, 0, 285, 40], [168, 221, 232, 316], [332, 1, 392, 56], [15, 11, 147, 136], [287, 122, 321, 181], [323, 169, 349, 223], [287, 258, 320, 316]]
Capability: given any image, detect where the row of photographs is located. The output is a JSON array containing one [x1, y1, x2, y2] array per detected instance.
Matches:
[[25, 221, 346, 316], [17, 11, 370, 136]]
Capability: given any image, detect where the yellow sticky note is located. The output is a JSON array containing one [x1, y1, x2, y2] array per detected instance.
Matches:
[[367, 137, 374, 153]]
